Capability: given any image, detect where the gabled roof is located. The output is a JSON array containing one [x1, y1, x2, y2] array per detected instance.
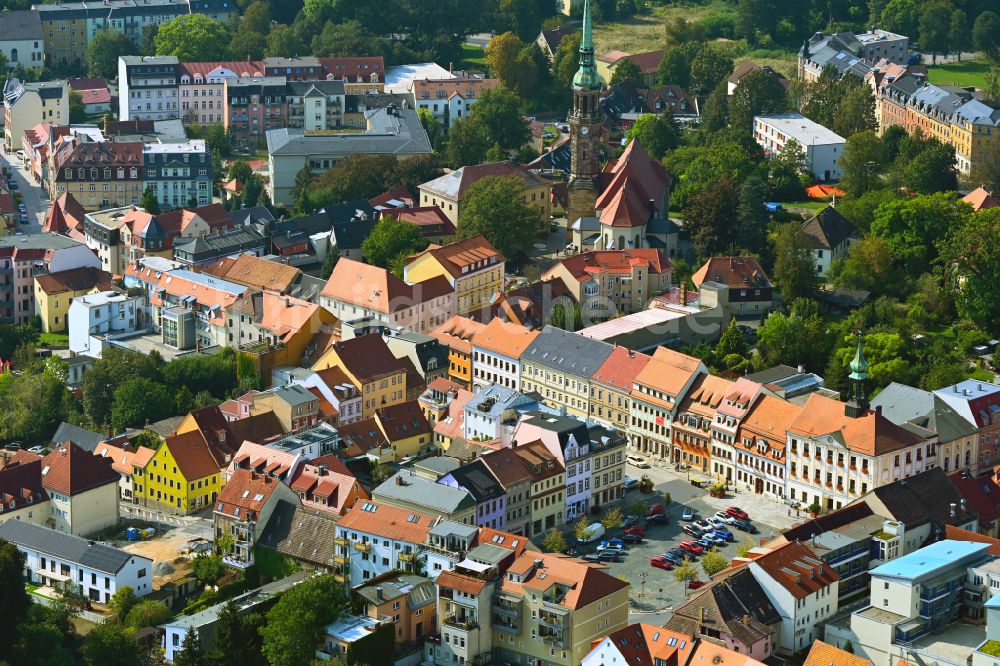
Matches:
[[789, 393, 927, 456], [591, 347, 651, 391], [0, 520, 145, 574], [258, 500, 339, 567], [801, 206, 857, 250], [34, 266, 112, 296], [164, 430, 224, 481], [948, 470, 1000, 528], [692, 256, 772, 289], [337, 501, 436, 543], [49, 422, 104, 452], [870, 383, 979, 443], [321, 257, 453, 314], [419, 161, 547, 200], [961, 187, 1000, 212], [41, 442, 119, 496], [375, 470, 474, 514], [490, 278, 574, 330], [591, 623, 694, 666], [633, 346, 704, 397], [539, 25, 574, 53], [214, 469, 283, 519], [521, 325, 615, 379], [480, 447, 535, 488], [328, 333, 406, 383], [803, 640, 873, 666], [383, 206, 456, 237], [375, 401, 432, 442], [867, 467, 977, 529], [502, 551, 629, 610], [430, 315, 486, 355], [0, 10, 42, 41], [406, 234, 503, 277], [0, 459, 48, 514], [595, 140, 670, 213], [667, 566, 779, 647], [471, 317, 539, 358], [202, 254, 300, 293], [446, 460, 505, 503], [546, 249, 671, 282], [749, 541, 838, 599]]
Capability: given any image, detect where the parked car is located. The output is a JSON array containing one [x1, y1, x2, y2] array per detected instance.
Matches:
[[647, 512, 669, 524], [598, 550, 622, 562], [622, 515, 643, 529], [695, 537, 717, 550], [627, 455, 651, 469], [709, 528, 734, 541], [624, 532, 643, 544], [662, 551, 686, 565], [726, 506, 749, 520], [669, 547, 694, 561], [733, 519, 758, 534], [693, 519, 713, 532], [701, 532, 726, 547], [682, 524, 706, 538], [707, 516, 727, 528], [714, 511, 737, 525], [8, 181, 17, 190], [597, 538, 625, 552], [26, 445, 45, 454], [582, 553, 601, 563], [623, 476, 639, 491], [687, 579, 707, 589], [646, 503, 664, 516], [681, 507, 695, 521], [650, 556, 674, 570], [624, 526, 645, 538], [580, 523, 606, 543], [679, 541, 705, 555]]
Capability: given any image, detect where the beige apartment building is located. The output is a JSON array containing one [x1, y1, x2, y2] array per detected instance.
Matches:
[[419, 161, 551, 229]]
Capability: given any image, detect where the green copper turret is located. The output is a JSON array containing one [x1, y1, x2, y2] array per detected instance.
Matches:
[[572, 0, 602, 90]]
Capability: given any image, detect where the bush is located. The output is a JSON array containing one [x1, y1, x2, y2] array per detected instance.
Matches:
[[639, 475, 654, 492], [808, 502, 822, 514], [192, 554, 224, 584]]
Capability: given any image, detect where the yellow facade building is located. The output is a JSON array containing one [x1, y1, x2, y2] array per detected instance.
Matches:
[[33, 266, 112, 333], [404, 235, 504, 319], [313, 334, 408, 419], [134, 430, 225, 515]]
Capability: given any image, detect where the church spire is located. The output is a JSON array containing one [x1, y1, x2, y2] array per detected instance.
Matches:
[[845, 330, 870, 418], [573, 0, 601, 90]]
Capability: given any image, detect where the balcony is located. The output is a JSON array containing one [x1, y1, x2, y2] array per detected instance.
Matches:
[[538, 613, 567, 631], [230, 114, 249, 121], [333, 572, 347, 583], [334, 553, 348, 564], [334, 537, 348, 546], [443, 615, 479, 631], [355, 541, 371, 552], [492, 619, 519, 635], [398, 551, 414, 562], [492, 598, 521, 618], [541, 634, 566, 649]]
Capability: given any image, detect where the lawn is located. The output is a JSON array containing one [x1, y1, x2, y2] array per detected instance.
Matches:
[[779, 200, 828, 213], [592, 0, 736, 55], [38, 332, 69, 346], [926, 59, 991, 89], [461, 44, 487, 70]]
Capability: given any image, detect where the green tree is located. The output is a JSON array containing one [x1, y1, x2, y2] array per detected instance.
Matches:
[[919, 0, 954, 63], [840, 131, 887, 197], [175, 627, 205, 666], [600, 506, 625, 530], [575, 518, 595, 541], [627, 498, 649, 517], [663, 17, 705, 48], [880, 0, 919, 38], [192, 554, 224, 584], [109, 585, 138, 621], [458, 175, 540, 257], [370, 462, 393, 485], [320, 245, 341, 279], [311, 20, 385, 58], [832, 84, 877, 138], [828, 235, 906, 297], [238, 0, 271, 33], [736, 535, 755, 557], [289, 164, 315, 214], [716, 320, 748, 359], [541, 528, 567, 552], [938, 207, 1000, 334], [469, 86, 530, 151], [610, 57, 642, 86], [124, 599, 172, 630], [700, 84, 729, 133], [736, 175, 768, 253], [361, 216, 428, 276], [900, 139, 957, 194], [155, 14, 232, 61], [83, 622, 141, 666], [552, 32, 582, 89], [69, 90, 87, 123], [626, 113, 679, 159], [485, 33, 538, 98], [208, 600, 254, 666], [110, 377, 172, 432], [672, 558, 699, 583], [140, 187, 161, 214], [870, 193, 969, 278], [265, 24, 306, 58], [418, 108, 446, 153], [689, 44, 733, 94], [682, 177, 740, 258], [772, 223, 818, 303], [139, 24, 159, 55], [0, 539, 29, 662], [260, 575, 348, 666], [88, 29, 134, 79], [658, 42, 702, 88], [446, 116, 490, 167], [728, 68, 786, 130], [948, 10, 970, 60], [311, 154, 397, 203], [0, 371, 74, 444], [229, 30, 266, 60], [701, 548, 729, 576], [973, 11, 1000, 60]]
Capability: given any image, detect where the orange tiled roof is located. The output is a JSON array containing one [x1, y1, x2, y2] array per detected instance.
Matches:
[[501, 551, 628, 610], [41, 442, 119, 496], [407, 234, 503, 278], [962, 187, 1000, 212], [436, 569, 487, 594], [322, 258, 453, 314], [750, 541, 838, 599], [337, 501, 436, 543], [633, 347, 703, 396], [789, 393, 926, 456], [165, 430, 223, 481], [215, 469, 282, 518], [203, 254, 300, 293], [430, 315, 486, 355], [547, 249, 671, 283], [692, 256, 772, 290], [471, 317, 539, 358], [591, 347, 651, 391], [803, 641, 873, 666]]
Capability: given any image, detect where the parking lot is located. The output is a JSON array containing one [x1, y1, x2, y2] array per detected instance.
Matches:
[[588, 463, 794, 624]]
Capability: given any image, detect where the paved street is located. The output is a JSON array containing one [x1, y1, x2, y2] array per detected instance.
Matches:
[[1, 150, 47, 234], [119, 501, 214, 542]]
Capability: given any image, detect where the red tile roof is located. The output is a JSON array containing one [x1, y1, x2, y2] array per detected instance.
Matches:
[[328, 333, 407, 384], [337, 501, 436, 543], [692, 256, 773, 290], [436, 569, 487, 595], [430, 316, 486, 355], [0, 459, 48, 513], [595, 140, 670, 214], [165, 431, 223, 481], [502, 551, 629, 610], [548, 249, 671, 282], [591, 347, 651, 391], [384, 206, 456, 237], [317, 56, 385, 80], [803, 641, 872, 666], [67, 78, 107, 91], [178, 61, 265, 79], [406, 234, 503, 278], [943, 525, 1000, 555], [961, 187, 1000, 212], [749, 541, 838, 599], [949, 470, 1000, 528], [41, 442, 119, 496], [215, 469, 283, 518], [34, 266, 112, 295]]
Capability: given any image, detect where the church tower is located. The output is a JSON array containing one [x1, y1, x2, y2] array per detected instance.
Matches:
[[844, 332, 870, 419], [566, 0, 603, 226]]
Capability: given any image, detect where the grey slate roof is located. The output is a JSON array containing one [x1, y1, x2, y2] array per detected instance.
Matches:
[[446, 460, 505, 503], [871, 383, 979, 443], [522, 325, 615, 379], [0, 520, 142, 574], [267, 107, 432, 157], [374, 471, 475, 515], [801, 206, 856, 250], [50, 422, 105, 452], [0, 10, 42, 41], [287, 80, 345, 97], [355, 574, 436, 609]]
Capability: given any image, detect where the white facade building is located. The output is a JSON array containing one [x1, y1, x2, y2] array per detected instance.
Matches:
[[68, 290, 145, 358], [118, 55, 180, 121], [0, 520, 152, 604], [753, 113, 845, 182], [334, 502, 436, 587]]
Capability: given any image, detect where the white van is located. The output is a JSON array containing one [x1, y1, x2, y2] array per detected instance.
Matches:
[[579, 523, 605, 543]]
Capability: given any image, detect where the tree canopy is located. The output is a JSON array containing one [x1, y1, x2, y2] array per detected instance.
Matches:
[[362, 217, 429, 277], [458, 175, 541, 259], [155, 14, 232, 61]]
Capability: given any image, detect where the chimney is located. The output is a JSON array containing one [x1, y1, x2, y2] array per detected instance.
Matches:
[[376, 586, 383, 600], [318, 464, 327, 476], [395, 475, 404, 485], [950, 502, 957, 518], [961, 498, 967, 511], [679, 281, 688, 304]]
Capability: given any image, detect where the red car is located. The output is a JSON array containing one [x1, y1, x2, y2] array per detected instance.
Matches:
[[679, 541, 705, 555], [650, 556, 675, 570], [687, 579, 706, 589], [726, 507, 749, 520], [624, 526, 645, 537]]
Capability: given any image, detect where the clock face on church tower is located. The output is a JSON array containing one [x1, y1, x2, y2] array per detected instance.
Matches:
[[581, 126, 589, 135]]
